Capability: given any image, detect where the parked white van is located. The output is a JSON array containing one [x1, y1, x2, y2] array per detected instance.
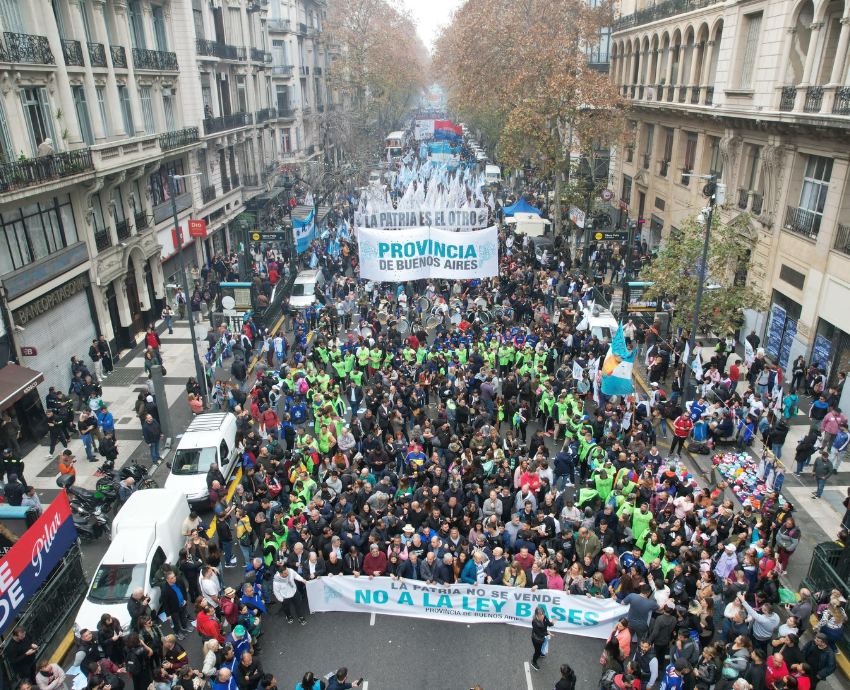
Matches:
[[165, 413, 239, 505], [74, 489, 189, 632], [289, 269, 326, 309]]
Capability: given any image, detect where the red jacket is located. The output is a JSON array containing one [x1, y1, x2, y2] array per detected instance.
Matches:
[[195, 610, 225, 643], [673, 415, 694, 438], [363, 551, 387, 576], [261, 409, 280, 430], [146, 332, 160, 349]]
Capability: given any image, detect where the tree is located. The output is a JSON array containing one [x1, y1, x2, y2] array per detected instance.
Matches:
[[434, 0, 630, 241], [639, 212, 769, 336], [325, 0, 429, 141]]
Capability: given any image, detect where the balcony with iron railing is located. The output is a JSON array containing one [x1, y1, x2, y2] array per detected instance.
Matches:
[[272, 64, 294, 76], [249, 47, 271, 63], [804, 86, 824, 113], [784, 205, 822, 239], [203, 112, 252, 134], [255, 107, 277, 123], [88, 42, 107, 67], [780, 86, 796, 112], [94, 227, 112, 252], [612, 0, 723, 32], [833, 87, 850, 115], [268, 19, 292, 32], [0, 148, 93, 193], [3, 32, 55, 64], [297, 22, 308, 35], [834, 222, 850, 256], [202, 185, 216, 204], [115, 218, 132, 240], [277, 108, 296, 119], [110, 45, 127, 68], [134, 212, 151, 231], [678, 86, 688, 103], [160, 127, 199, 151], [195, 39, 242, 61], [61, 39, 84, 67], [314, 67, 323, 76], [133, 48, 178, 70]]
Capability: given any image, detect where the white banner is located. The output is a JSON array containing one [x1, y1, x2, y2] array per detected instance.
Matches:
[[358, 226, 499, 281], [414, 118, 435, 139], [305, 576, 627, 639], [354, 207, 489, 230], [569, 205, 585, 229]]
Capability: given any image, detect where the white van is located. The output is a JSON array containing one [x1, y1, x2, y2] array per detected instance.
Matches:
[[75, 489, 189, 632], [475, 150, 488, 163], [164, 413, 239, 505], [580, 302, 620, 341], [484, 165, 502, 188], [289, 268, 326, 309]]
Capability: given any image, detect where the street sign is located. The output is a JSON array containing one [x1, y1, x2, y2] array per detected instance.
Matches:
[[601, 188, 614, 201], [594, 231, 628, 241], [188, 219, 207, 238], [222, 309, 238, 317], [221, 296, 236, 310], [253, 231, 288, 241]]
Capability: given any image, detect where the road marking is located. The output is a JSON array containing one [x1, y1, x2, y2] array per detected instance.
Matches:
[[362, 683, 368, 690], [370, 611, 376, 626], [524, 662, 534, 690]]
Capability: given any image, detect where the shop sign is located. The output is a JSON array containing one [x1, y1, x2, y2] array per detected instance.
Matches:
[[2, 243, 89, 301], [619, 200, 629, 210], [188, 219, 207, 238], [20, 347, 37, 356], [13, 274, 90, 326]]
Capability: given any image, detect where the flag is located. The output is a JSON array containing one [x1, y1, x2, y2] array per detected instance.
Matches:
[[309, 252, 318, 268], [575, 313, 589, 331], [600, 323, 636, 396], [572, 361, 583, 380], [744, 339, 755, 366], [692, 352, 704, 380]]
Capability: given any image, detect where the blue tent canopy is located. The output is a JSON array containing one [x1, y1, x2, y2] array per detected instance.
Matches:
[[502, 198, 541, 216]]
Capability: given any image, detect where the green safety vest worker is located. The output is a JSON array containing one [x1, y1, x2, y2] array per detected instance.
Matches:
[[403, 347, 415, 362], [457, 348, 467, 365], [642, 540, 665, 566], [446, 399, 457, 415], [485, 350, 496, 368], [555, 401, 571, 425], [416, 347, 427, 363], [344, 353, 355, 373], [263, 535, 280, 566], [540, 391, 554, 417], [332, 414, 344, 437], [590, 447, 607, 470], [316, 346, 329, 364], [578, 487, 599, 509], [578, 436, 596, 463], [594, 471, 613, 501], [357, 347, 370, 367], [499, 346, 513, 366], [632, 508, 653, 545], [330, 349, 342, 362], [497, 403, 504, 421], [660, 556, 677, 577], [318, 428, 332, 454], [332, 359, 347, 379], [317, 373, 331, 391], [349, 370, 363, 387], [617, 499, 635, 520], [534, 351, 546, 370]]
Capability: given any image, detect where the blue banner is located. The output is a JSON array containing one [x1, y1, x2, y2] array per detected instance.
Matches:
[[766, 306, 786, 359], [813, 334, 832, 371], [293, 210, 315, 255], [779, 319, 796, 369]]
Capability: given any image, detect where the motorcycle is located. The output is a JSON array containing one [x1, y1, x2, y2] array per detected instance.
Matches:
[[96, 458, 159, 492], [70, 502, 111, 542], [56, 474, 116, 514]]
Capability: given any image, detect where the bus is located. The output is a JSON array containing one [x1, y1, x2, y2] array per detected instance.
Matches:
[[384, 131, 404, 161]]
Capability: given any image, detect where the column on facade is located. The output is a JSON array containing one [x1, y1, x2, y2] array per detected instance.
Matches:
[[68, 0, 107, 142], [131, 254, 151, 310], [114, 278, 133, 331], [112, 1, 145, 135], [794, 23, 825, 111], [687, 41, 702, 99], [93, 1, 124, 139], [148, 252, 165, 300], [830, 16, 850, 84], [624, 50, 633, 90], [103, 171, 127, 244], [700, 40, 716, 104], [37, 0, 84, 146], [664, 45, 676, 99]]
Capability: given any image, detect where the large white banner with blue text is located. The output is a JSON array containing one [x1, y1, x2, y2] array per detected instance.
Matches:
[[357, 225, 498, 282], [305, 576, 627, 639]]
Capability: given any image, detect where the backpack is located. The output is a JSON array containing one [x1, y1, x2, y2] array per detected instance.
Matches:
[[298, 378, 309, 395], [601, 670, 619, 690], [124, 648, 141, 676]]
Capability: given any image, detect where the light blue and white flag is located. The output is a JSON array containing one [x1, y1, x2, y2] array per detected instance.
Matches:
[[600, 323, 636, 396]]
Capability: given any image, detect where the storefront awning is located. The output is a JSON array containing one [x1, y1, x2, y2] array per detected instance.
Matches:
[[0, 364, 44, 410]]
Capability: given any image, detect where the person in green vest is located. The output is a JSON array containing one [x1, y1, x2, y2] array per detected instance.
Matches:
[[344, 350, 355, 373], [416, 346, 428, 364], [539, 388, 555, 433], [262, 530, 280, 567], [659, 550, 678, 577], [641, 532, 665, 566], [315, 343, 329, 367], [349, 368, 363, 389], [332, 390, 347, 419], [332, 356, 348, 383], [317, 371, 331, 392], [457, 346, 467, 365], [317, 424, 334, 455], [403, 345, 416, 363], [590, 445, 607, 472], [578, 481, 599, 510], [578, 431, 596, 481], [631, 503, 654, 546], [369, 347, 382, 371], [498, 343, 513, 375], [594, 468, 614, 502], [356, 345, 370, 369], [617, 493, 636, 520], [554, 395, 571, 441]]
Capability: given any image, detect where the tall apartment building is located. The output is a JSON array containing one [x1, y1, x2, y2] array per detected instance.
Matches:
[[0, 0, 337, 441], [609, 0, 850, 402]]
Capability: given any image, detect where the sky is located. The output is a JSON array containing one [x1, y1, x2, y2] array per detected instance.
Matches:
[[399, 0, 463, 53]]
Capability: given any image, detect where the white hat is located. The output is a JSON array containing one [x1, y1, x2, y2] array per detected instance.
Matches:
[[604, 547, 615, 554], [724, 543, 735, 552]]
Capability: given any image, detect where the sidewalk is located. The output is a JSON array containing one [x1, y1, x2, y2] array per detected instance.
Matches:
[[26, 314, 212, 495]]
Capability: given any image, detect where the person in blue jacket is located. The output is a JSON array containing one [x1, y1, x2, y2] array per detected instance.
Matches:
[[211, 668, 238, 690]]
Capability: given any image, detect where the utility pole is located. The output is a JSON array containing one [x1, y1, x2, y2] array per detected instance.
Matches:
[[169, 172, 208, 404], [679, 174, 726, 402]]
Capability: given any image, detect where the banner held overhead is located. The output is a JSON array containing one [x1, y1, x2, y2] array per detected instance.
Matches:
[[305, 577, 627, 639], [358, 226, 499, 281], [354, 207, 488, 230]]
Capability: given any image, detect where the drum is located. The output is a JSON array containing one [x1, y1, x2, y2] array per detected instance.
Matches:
[[431, 306, 442, 315], [450, 312, 462, 325], [475, 297, 487, 309], [418, 297, 431, 311], [377, 311, 389, 323], [479, 310, 492, 325], [425, 315, 439, 328], [397, 318, 410, 333], [360, 325, 373, 337], [450, 298, 463, 310], [494, 306, 504, 318]]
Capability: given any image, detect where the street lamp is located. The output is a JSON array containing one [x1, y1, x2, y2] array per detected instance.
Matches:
[[168, 171, 208, 404], [678, 173, 726, 401]]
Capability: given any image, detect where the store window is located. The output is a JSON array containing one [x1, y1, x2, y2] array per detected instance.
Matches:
[[766, 290, 802, 368], [149, 159, 185, 208], [0, 195, 79, 275]]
